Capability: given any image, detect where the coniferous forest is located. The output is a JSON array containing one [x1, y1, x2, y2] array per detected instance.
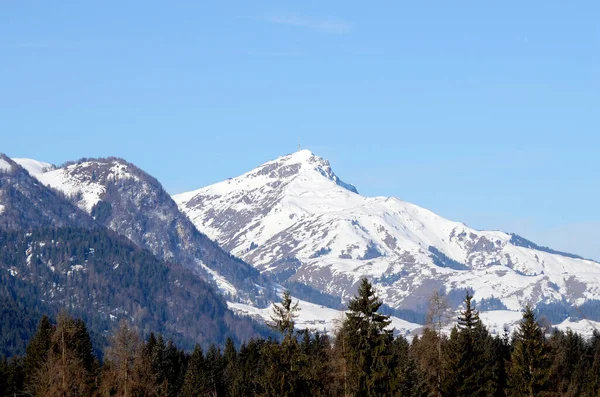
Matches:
[[2, 278, 600, 397]]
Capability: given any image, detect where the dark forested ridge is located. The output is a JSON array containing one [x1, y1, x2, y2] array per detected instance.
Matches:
[[2, 279, 600, 397], [0, 226, 269, 355], [0, 156, 271, 356]]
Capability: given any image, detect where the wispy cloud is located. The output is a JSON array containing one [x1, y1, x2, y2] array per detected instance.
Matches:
[[264, 13, 352, 35]]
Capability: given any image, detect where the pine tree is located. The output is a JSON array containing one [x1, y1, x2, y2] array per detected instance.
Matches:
[[222, 337, 237, 397], [585, 330, 600, 396], [204, 344, 224, 397], [444, 291, 490, 397], [293, 330, 331, 397], [508, 305, 550, 396], [270, 290, 299, 342], [389, 335, 419, 396], [31, 312, 94, 397], [72, 318, 99, 391], [264, 291, 306, 396], [340, 278, 394, 397], [231, 339, 266, 396], [23, 315, 53, 389], [412, 327, 445, 397], [181, 345, 207, 397], [547, 328, 587, 396], [488, 329, 511, 397]]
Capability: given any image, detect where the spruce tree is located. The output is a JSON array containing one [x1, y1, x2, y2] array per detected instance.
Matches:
[[586, 330, 600, 396], [488, 329, 511, 397], [547, 328, 587, 396], [508, 305, 550, 396], [31, 312, 94, 397], [445, 291, 490, 397], [205, 344, 224, 397], [265, 290, 305, 397], [270, 290, 299, 342], [340, 278, 394, 397], [412, 326, 445, 397], [23, 315, 53, 388], [389, 335, 419, 396], [181, 345, 206, 397], [222, 337, 237, 397]]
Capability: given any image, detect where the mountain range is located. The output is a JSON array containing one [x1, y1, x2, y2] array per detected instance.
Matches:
[[3, 149, 600, 347], [174, 150, 600, 334]]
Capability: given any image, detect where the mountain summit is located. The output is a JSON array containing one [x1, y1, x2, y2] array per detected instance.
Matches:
[[175, 150, 600, 330], [174, 149, 359, 254]]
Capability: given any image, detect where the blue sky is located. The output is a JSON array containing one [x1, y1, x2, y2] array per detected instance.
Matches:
[[1, 1, 599, 260]]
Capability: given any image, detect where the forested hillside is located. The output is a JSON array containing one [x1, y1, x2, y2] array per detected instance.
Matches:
[[0, 227, 268, 355], [17, 156, 275, 305], [0, 155, 270, 356], [2, 279, 600, 397]]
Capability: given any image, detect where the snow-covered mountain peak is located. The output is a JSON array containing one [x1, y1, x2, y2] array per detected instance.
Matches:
[[177, 149, 356, 203], [176, 151, 600, 326], [173, 150, 363, 252]]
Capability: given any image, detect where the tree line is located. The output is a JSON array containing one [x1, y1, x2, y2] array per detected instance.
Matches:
[[2, 278, 600, 396]]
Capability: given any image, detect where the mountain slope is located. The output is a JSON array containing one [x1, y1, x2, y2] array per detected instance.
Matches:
[[0, 155, 268, 353], [174, 150, 600, 325], [15, 157, 274, 305], [0, 155, 94, 230]]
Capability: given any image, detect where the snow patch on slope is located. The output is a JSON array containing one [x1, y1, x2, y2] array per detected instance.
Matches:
[[228, 296, 421, 336], [13, 158, 54, 176], [20, 159, 140, 213], [554, 318, 600, 335], [38, 169, 105, 212], [198, 261, 238, 297], [0, 158, 12, 172]]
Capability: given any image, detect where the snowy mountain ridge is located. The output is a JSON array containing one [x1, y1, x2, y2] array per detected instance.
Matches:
[[11, 154, 421, 335], [174, 150, 600, 327]]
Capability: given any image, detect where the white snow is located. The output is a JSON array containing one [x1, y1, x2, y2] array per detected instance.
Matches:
[[227, 294, 421, 336], [0, 158, 12, 172], [12, 158, 54, 176], [176, 150, 600, 319], [38, 168, 105, 212], [17, 159, 139, 213], [198, 261, 238, 297], [478, 310, 524, 335], [553, 318, 600, 335]]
